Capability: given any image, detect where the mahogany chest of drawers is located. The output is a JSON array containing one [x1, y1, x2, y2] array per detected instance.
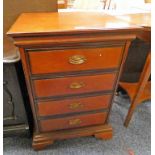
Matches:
[[7, 12, 140, 150]]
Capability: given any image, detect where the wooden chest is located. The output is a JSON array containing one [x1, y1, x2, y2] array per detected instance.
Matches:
[[7, 12, 140, 150]]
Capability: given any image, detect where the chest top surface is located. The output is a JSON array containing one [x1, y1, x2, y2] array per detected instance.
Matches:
[[7, 12, 141, 37], [114, 13, 151, 28]]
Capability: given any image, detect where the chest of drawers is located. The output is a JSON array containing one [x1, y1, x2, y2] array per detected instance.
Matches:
[[7, 12, 140, 150]]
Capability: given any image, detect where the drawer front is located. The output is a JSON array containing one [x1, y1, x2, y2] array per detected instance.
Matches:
[[39, 112, 107, 132], [33, 73, 116, 98], [28, 47, 123, 75], [37, 95, 111, 116]]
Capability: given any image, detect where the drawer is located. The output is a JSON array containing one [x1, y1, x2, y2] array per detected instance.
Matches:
[[28, 47, 123, 75], [39, 112, 107, 132], [33, 73, 116, 98], [37, 94, 111, 116]]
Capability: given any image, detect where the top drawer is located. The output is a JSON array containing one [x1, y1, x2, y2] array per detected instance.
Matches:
[[28, 46, 123, 75]]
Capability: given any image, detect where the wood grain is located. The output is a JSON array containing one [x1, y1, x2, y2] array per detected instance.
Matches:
[[7, 12, 141, 150], [37, 94, 111, 116], [28, 47, 123, 75], [39, 112, 107, 132], [7, 12, 141, 37], [120, 52, 151, 127], [115, 13, 151, 28], [33, 73, 116, 98], [32, 124, 112, 150]]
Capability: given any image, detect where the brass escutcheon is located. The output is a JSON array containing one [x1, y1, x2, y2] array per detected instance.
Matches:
[[69, 55, 86, 64], [69, 102, 84, 110], [69, 118, 82, 125], [69, 82, 85, 89]]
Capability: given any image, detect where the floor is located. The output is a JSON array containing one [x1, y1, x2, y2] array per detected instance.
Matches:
[[3, 95, 151, 155]]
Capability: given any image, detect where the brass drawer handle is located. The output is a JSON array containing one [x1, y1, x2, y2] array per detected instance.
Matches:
[[69, 118, 82, 126], [69, 82, 85, 89], [69, 102, 84, 110], [69, 55, 86, 65]]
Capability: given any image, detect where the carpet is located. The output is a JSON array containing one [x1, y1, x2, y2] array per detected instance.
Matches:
[[3, 95, 151, 155]]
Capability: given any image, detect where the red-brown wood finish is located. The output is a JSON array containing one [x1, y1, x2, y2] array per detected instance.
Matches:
[[7, 12, 141, 150], [33, 73, 116, 97], [38, 95, 111, 116], [28, 47, 123, 74], [120, 51, 151, 127], [19, 48, 40, 132], [39, 112, 107, 132], [7, 12, 141, 37], [105, 41, 131, 123], [115, 14, 151, 127], [32, 124, 113, 150]]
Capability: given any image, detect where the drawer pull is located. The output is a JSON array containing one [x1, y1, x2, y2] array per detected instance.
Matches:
[[69, 82, 85, 89], [69, 103, 84, 110], [69, 118, 82, 126], [69, 55, 86, 64]]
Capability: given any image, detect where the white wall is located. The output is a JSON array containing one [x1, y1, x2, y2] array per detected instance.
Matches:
[[113, 0, 145, 9]]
